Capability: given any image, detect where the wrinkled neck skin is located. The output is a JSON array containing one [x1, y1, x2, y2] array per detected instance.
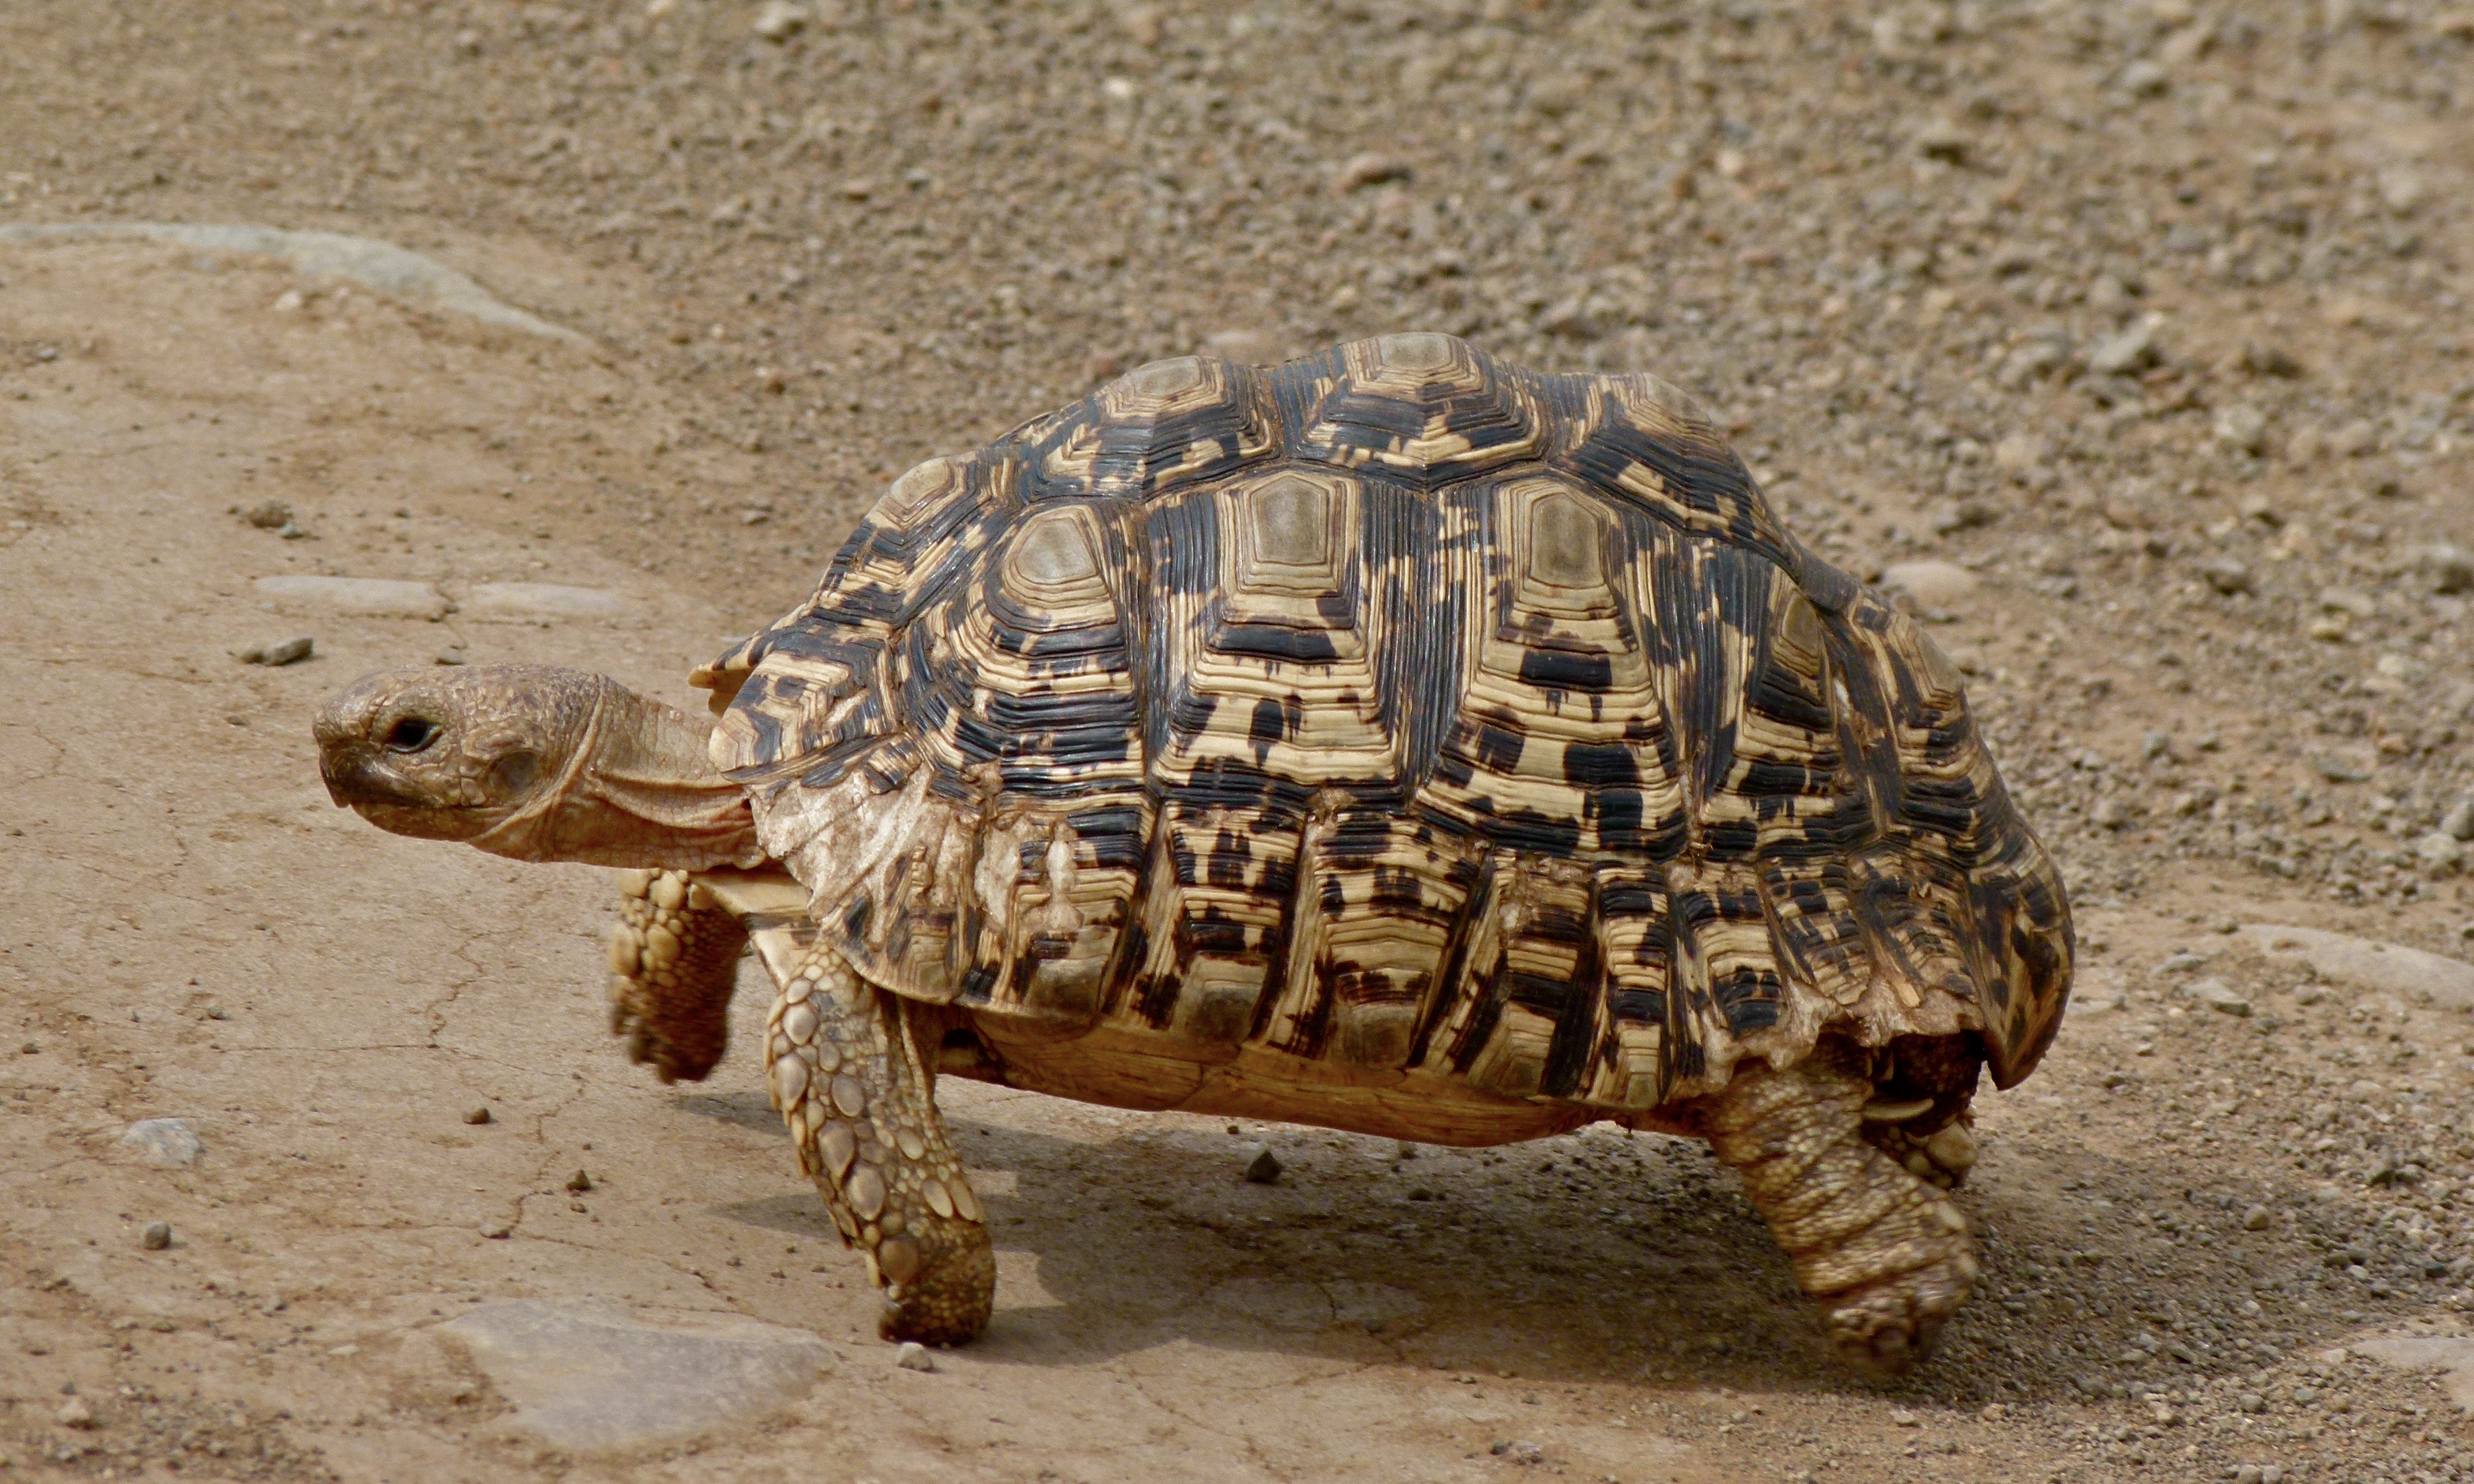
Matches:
[[318, 664, 765, 870], [470, 677, 763, 869]]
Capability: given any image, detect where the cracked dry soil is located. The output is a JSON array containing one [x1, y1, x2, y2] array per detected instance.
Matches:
[[6, 1, 2474, 1482]]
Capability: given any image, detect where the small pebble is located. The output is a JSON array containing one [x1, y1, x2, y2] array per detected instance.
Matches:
[[2199, 557, 2255, 595], [57, 1395, 93, 1428], [235, 636, 314, 666], [2179, 978, 2252, 1016], [241, 500, 294, 530], [479, 1218, 513, 1240], [893, 1340, 934, 1372], [565, 1169, 592, 1194], [140, 1221, 171, 1250], [1334, 151, 1408, 192], [464, 1106, 492, 1125], [1242, 1144, 1283, 1183], [751, 0, 806, 40], [2086, 321, 2159, 377], [2213, 402, 2269, 455]]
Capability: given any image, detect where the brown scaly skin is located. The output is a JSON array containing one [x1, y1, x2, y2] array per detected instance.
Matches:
[[1699, 1045, 1980, 1376], [609, 869, 748, 1084], [765, 950, 994, 1344]]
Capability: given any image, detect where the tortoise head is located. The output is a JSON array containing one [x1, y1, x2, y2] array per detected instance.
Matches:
[[314, 665, 763, 869], [314, 665, 600, 847]]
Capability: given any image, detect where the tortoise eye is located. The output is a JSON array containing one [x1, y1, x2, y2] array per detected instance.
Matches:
[[384, 716, 440, 753]]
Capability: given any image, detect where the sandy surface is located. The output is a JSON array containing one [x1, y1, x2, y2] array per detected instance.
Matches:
[[5, 2, 2474, 1481]]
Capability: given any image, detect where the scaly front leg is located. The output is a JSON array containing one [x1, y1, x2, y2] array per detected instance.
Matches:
[[608, 869, 748, 1083], [765, 950, 994, 1345]]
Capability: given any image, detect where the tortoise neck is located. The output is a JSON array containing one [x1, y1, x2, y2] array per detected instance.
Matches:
[[470, 676, 766, 870]]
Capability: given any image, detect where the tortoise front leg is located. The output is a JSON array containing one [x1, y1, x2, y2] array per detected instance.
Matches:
[[608, 869, 747, 1083], [765, 951, 994, 1345], [1703, 1047, 1979, 1375]]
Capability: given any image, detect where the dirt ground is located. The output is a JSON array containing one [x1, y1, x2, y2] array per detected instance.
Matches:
[[6, 1, 2474, 1480]]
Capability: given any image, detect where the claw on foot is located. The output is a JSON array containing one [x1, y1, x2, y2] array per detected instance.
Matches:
[[1819, 1245, 1980, 1377]]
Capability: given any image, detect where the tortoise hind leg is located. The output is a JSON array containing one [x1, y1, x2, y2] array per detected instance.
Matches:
[[765, 950, 994, 1345], [608, 869, 748, 1083], [1703, 1048, 1979, 1376]]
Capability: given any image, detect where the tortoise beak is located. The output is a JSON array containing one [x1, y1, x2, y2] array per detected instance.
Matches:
[[316, 741, 413, 811]]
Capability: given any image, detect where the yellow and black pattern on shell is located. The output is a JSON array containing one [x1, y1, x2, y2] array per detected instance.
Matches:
[[703, 335, 2073, 1105]]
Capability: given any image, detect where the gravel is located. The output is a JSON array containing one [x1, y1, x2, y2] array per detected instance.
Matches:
[[2177, 977, 2252, 1016]]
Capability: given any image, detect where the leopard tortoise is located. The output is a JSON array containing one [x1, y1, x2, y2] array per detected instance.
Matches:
[[313, 333, 2071, 1374]]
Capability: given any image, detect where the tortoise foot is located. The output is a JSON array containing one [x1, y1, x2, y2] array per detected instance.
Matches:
[[608, 869, 747, 1084], [1705, 1047, 1980, 1375]]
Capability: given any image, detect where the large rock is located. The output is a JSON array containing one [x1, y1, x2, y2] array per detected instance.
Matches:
[[2240, 925, 2474, 1009], [2353, 1333, 2474, 1412], [120, 1118, 202, 1168], [253, 575, 448, 619], [0, 223, 589, 346], [438, 1301, 829, 1452]]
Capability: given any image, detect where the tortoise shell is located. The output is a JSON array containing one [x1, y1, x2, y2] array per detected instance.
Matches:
[[695, 334, 2070, 1111]]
